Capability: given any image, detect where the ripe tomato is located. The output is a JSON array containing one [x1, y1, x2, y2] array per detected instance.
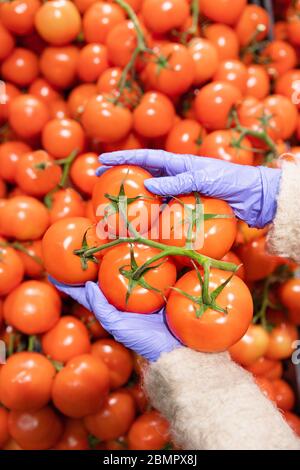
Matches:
[[40, 46, 79, 90], [70, 152, 99, 196], [41, 316, 91, 363], [16, 240, 44, 278], [201, 0, 246, 25], [3, 280, 61, 334], [92, 165, 161, 237], [159, 194, 237, 261], [255, 377, 276, 402], [8, 94, 49, 138], [0, 21, 14, 60], [280, 278, 300, 325], [246, 65, 270, 100], [0, 246, 24, 296], [42, 118, 85, 160], [0, 196, 50, 240], [127, 380, 149, 413], [275, 69, 300, 109], [246, 356, 283, 380], [29, 78, 61, 106], [0, 83, 20, 125], [91, 339, 133, 389], [133, 92, 175, 138], [8, 407, 63, 450], [52, 354, 110, 418], [35, 0, 81, 45], [82, 94, 133, 142], [272, 379, 295, 412], [235, 220, 268, 244], [0, 407, 9, 449], [141, 0, 188, 34], [49, 188, 85, 224], [102, 132, 147, 152], [99, 243, 177, 313], [67, 84, 97, 119], [235, 5, 269, 47], [1, 48, 39, 87], [263, 94, 297, 140], [229, 324, 270, 366], [128, 411, 170, 450], [145, 43, 195, 97], [49, 99, 70, 120], [0, 142, 31, 183], [165, 119, 206, 156], [97, 67, 141, 110], [195, 81, 242, 130], [188, 38, 219, 85], [73, 303, 109, 339], [166, 268, 253, 352], [265, 315, 298, 360], [77, 44, 109, 83], [261, 40, 297, 78], [0, 352, 55, 411], [0, 0, 40, 35], [53, 419, 89, 450], [203, 23, 239, 61], [15, 150, 62, 197], [42, 217, 98, 284], [236, 237, 278, 281], [214, 60, 248, 94], [283, 411, 300, 437], [84, 390, 136, 441], [83, 1, 125, 44], [200, 129, 254, 165]]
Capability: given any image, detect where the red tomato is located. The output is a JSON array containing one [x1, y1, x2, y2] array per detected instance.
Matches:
[[261, 40, 297, 78], [67, 83, 97, 119], [265, 316, 298, 360], [280, 278, 300, 325], [141, 0, 188, 34], [8, 407, 63, 450], [165, 119, 206, 156], [3, 280, 61, 334], [188, 38, 219, 86], [16, 240, 44, 278], [235, 5, 269, 47], [221, 251, 245, 280], [246, 65, 270, 100], [229, 324, 270, 366], [236, 237, 278, 281], [0, 0, 40, 35], [1, 48, 39, 87], [166, 268, 253, 352], [53, 419, 89, 450], [201, 0, 246, 25], [0, 246, 24, 296], [0, 141, 31, 183], [263, 94, 297, 140], [200, 129, 254, 165], [204, 24, 239, 61], [42, 118, 85, 160], [8, 94, 50, 138], [0, 21, 14, 60], [42, 217, 98, 284], [49, 188, 85, 224], [0, 352, 55, 411], [91, 339, 133, 389], [52, 354, 110, 418], [246, 356, 283, 380], [29, 78, 61, 105], [272, 379, 295, 412], [84, 390, 136, 441], [128, 411, 170, 450], [214, 60, 248, 94], [83, 1, 125, 44], [283, 411, 300, 437], [0, 83, 20, 126], [255, 377, 276, 402], [275, 69, 300, 109], [70, 152, 99, 196], [99, 243, 177, 313], [127, 380, 149, 413], [49, 99, 70, 120], [133, 92, 175, 138], [41, 316, 91, 363], [0, 407, 9, 449], [77, 43, 109, 83], [73, 303, 109, 339], [35, 1, 81, 45], [40, 46, 79, 90]]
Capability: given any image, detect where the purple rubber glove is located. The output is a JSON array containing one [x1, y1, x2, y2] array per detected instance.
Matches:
[[50, 277, 181, 363], [99, 149, 282, 228]]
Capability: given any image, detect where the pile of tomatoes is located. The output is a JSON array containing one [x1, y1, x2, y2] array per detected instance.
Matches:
[[0, 0, 300, 450]]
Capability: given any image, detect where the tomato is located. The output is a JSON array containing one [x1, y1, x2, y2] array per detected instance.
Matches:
[[0, 352, 55, 411], [16, 240, 44, 278], [221, 251, 245, 280], [82, 94, 133, 143], [15, 150, 62, 197], [99, 243, 177, 313], [272, 379, 295, 412], [0, 246, 24, 296], [0, 196, 50, 240], [73, 303, 109, 339], [127, 380, 149, 413], [42, 216, 98, 284], [200, 130, 254, 165], [28, 78, 61, 106], [53, 419, 89, 450], [102, 132, 147, 152], [70, 152, 98, 196], [166, 268, 253, 352], [74, 0, 97, 13], [0, 83, 20, 126], [214, 60, 248, 95], [128, 411, 170, 450], [0, 407, 9, 449], [275, 69, 300, 109], [42, 118, 85, 160], [8, 407, 63, 450], [255, 377, 276, 402], [133, 92, 175, 138], [83, 1, 125, 44], [203, 24, 239, 61], [245, 65, 270, 100], [283, 411, 300, 437], [280, 278, 300, 325], [92, 165, 161, 237], [8, 94, 49, 138], [67, 84, 96, 120], [141, 0, 188, 34], [52, 354, 109, 418], [165, 119, 206, 156], [265, 316, 298, 360], [246, 356, 283, 380], [187, 38, 218, 86], [41, 316, 91, 363], [1, 47, 39, 88], [0, 21, 14, 60], [49, 99, 70, 120], [236, 237, 278, 281], [195, 81, 242, 131], [145, 43, 195, 97], [201, 0, 246, 26], [263, 94, 297, 140], [3, 280, 61, 334], [97, 67, 140, 110], [261, 40, 297, 79], [40, 46, 79, 89], [235, 5, 269, 47], [235, 220, 268, 244], [0, 142, 31, 183], [77, 44, 109, 83], [35, 0, 81, 45], [49, 188, 85, 224], [84, 390, 136, 441], [287, 3, 300, 46], [0, 0, 40, 35], [229, 324, 270, 366], [159, 194, 237, 261], [91, 339, 133, 389]]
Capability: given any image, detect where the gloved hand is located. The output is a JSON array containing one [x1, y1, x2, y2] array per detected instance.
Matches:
[[99, 149, 282, 228], [50, 277, 181, 363]]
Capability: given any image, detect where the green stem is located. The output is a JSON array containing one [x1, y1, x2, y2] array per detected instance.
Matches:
[[132, 249, 173, 280], [202, 261, 211, 305], [28, 335, 36, 352], [8, 333, 15, 357], [58, 149, 78, 189], [253, 277, 271, 328]]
